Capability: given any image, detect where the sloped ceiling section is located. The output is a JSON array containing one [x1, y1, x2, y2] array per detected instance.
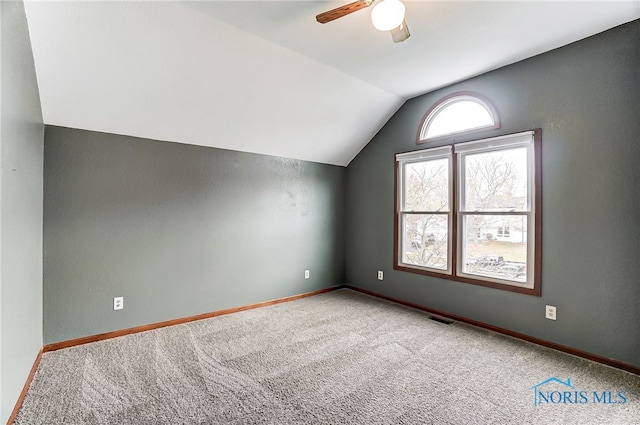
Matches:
[[24, 1, 639, 166], [24, 1, 402, 166], [187, 1, 640, 98]]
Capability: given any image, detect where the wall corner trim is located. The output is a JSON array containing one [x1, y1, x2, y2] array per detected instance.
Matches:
[[6, 348, 44, 425]]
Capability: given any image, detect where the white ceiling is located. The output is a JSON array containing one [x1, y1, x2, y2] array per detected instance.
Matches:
[[24, 1, 639, 166]]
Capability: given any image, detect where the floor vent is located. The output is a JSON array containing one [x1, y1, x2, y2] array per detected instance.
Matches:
[[429, 316, 453, 325]]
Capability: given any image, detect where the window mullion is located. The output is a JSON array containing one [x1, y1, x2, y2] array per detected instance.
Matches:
[[451, 151, 459, 278]]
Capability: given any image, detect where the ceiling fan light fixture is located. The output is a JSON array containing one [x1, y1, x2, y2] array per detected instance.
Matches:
[[371, 0, 406, 32], [391, 20, 410, 43]]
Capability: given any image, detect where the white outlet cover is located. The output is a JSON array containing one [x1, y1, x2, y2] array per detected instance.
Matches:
[[545, 305, 556, 320], [114, 296, 124, 310], [378, 271, 384, 280], [304, 270, 310, 279]]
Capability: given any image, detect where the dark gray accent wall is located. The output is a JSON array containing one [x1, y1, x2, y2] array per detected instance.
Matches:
[[346, 20, 640, 367], [43, 126, 345, 344], [1, 1, 45, 422]]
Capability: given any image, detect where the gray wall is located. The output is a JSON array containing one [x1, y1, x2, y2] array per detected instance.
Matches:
[[346, 20, 640, 367], [0, 1, 45, 422], [43, 126, 345, 344]]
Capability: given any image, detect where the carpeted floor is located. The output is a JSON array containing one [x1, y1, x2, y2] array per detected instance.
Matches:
[[15, 289, 640, 424]]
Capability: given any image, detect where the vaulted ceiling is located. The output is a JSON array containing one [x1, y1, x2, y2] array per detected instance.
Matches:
[[24, 1, 639, 166]]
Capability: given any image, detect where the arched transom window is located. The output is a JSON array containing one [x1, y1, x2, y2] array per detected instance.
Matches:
[[417, 92, 500, 143]]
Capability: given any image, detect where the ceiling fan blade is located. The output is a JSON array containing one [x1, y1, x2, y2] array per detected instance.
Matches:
[[316, 1, 369, 24], [391, 20, 410, 43]]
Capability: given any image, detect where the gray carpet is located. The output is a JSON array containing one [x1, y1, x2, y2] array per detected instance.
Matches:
[[15, 289, 640, 424]]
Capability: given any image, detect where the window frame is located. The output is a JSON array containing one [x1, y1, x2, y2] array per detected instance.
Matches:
[[417, 92, 500, 144], [394, 129, 542, 296], [396, 146, 454, 274]]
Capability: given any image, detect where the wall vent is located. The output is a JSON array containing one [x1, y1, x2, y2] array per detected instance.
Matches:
[[429, 316, 453, 325]]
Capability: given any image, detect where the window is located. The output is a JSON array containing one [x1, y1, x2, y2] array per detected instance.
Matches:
[[395, 130, 541, 295], [397, 146, 452, 273], [417, 92, 500, 143], [497, 226, 510, 238]]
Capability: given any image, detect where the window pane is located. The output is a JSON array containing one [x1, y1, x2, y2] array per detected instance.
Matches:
[[462, 214, 527, 283], [426, 101, 494, 139], [403, 158, 449, 211], [402, 214, 448, 270], [463, 147, 528, 212]]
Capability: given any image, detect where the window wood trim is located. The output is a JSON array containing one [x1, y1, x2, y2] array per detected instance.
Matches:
[[395, 129, 542, 296]]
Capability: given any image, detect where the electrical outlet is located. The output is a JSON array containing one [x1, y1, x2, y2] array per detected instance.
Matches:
[[378, 271, 384, 280], [114, 297, 124, 311], [545, 305, 556, 320], [304, 270, 310, 279]]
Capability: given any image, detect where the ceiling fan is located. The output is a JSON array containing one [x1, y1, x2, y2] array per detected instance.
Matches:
[[316, 0, 410, 43]]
